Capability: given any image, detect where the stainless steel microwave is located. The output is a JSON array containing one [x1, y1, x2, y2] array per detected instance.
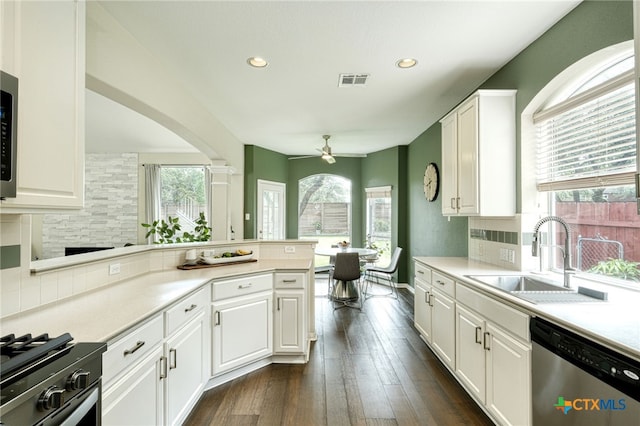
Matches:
[[1, 70, 18, 198]]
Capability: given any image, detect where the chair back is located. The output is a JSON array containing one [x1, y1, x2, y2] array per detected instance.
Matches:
[[381, 247, 403, 273], [332, 252, 361, 281]]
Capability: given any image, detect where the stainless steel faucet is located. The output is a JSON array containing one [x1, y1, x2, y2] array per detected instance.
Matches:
[[532, 216, 576, 288]]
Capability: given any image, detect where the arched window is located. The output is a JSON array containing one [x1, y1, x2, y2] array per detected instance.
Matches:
[[298, 174, 352, 248], [529, 41, 640, 286]]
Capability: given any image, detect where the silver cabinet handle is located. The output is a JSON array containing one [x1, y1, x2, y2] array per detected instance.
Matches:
[[123, 341, 145, 356], [277, 297, 281, 311], [184, 303, 197, 313], [282, 279, 297, 283], [456, 197, 460, 210], [451, 198, 456, 209], [169, 348, 177, 370], [238, 283, 253, 289], [214, 311, 221, 325], [436, 280, 445, 286], [425, 291, 429, 304], [475, 327, 482, 344], [429, 293, 434, 307], [483, 332, 491, 351], [160, 356, 167, 379], [417, 270, 424, 274]]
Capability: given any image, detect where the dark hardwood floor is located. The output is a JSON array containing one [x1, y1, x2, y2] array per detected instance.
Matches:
[[185, 277, 494, 425]]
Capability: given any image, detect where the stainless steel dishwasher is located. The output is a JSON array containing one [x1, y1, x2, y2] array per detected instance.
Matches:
[[530, 317, 640, 425]]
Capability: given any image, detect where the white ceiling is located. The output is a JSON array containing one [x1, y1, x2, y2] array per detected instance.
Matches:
[[87, 0, 581, 157]]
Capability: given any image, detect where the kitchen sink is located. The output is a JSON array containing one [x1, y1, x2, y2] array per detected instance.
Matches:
[[466, 274, 572, 293], [465, 274, 608, 304]]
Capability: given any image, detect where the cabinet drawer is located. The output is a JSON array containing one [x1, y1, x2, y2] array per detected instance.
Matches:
[[456, 283, 529, 341], [432, 271, 455, 297], [274, 272, 306, 289], [414, 262, 432, 284], [165, 286, 209, 336], [212, 273, 272, 300], [103, 314, 163, 385]]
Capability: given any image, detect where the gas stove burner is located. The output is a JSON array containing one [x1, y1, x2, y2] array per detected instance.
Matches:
[[0, 332, 74, 381]]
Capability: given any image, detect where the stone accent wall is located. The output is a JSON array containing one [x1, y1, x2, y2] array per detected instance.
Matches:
[[42, 153, 139, 259]]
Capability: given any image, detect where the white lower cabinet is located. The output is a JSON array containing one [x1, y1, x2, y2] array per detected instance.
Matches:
[[413, 263, 455, 369], [211, 274, 274, 375], [274, 272, 307, 355], [414, 260, 532, 426], [430, 288, 455, 368], [414, 267, 433, 342], [102, 287, 210, 426], [164, 311, 207, 426], [274, 290, 305, 353], [455, 297, 531, 426], [102, 346, 164, 426], [485, 322, 531, 426]]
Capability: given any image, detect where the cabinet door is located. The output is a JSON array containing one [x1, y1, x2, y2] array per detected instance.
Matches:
[[456, 97, 479, 215], [274, 290, 305, 353], [455, 304, 486, 403], [212, 291, 273, 374], [485, 323, 531, 426], [165, 312, 207, 426], [413, 280, 432, 342], [430, 289, 455, 369], [440, 113, 458, 215], [0, 0, 85, 211], [102, 346, 163, 426]]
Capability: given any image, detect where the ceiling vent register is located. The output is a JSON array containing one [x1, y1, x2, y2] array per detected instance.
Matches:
[[338, 73, 370, 87]]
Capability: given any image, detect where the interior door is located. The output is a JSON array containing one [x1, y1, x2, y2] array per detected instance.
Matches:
[[257, 179, 285, 240]]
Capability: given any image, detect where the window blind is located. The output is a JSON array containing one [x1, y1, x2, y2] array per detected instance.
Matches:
[[533, 70, 636, 192], [365, 186, 392, 198]]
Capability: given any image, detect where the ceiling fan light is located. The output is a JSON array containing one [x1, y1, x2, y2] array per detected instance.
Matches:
[[323, 154, 336, 164]]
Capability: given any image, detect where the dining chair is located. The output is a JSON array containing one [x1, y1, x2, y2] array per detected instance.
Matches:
[[362, 247, 403, 300], [330, 252, 363, 310]]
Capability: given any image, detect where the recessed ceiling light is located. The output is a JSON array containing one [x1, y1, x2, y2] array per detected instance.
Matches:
[[396, 58, 417, 69], [247, 57, 268, 68]]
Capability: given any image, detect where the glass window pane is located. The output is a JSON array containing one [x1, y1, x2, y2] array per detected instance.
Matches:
[[160, 166, 207, 235]]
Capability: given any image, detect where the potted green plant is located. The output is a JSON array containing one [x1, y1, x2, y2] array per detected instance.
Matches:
[[142, 212, 211, 244]]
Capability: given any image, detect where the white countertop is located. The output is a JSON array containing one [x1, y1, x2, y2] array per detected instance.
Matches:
[[0, 259, 311, 343], [415, 257, 640, 361]]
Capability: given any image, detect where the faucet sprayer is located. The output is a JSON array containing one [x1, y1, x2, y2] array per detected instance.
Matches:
[[532, 215, 576, 288]]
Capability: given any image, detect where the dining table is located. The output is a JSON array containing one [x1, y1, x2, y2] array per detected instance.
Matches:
[[314, 246, 378, 258]]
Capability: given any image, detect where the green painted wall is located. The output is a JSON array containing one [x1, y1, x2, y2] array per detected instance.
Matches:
[[407, 125, 468, 261], [244, 145, 288, 238]]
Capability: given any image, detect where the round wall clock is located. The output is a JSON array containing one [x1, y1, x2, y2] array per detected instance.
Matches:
[[423, 162, 439, 202]]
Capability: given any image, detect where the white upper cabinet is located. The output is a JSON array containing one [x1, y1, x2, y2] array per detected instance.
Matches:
[[440, 90, 516, 216], [0, 0, 85, 212]]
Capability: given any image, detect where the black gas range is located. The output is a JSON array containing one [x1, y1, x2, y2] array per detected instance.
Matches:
[[0, 333, 106, 425]]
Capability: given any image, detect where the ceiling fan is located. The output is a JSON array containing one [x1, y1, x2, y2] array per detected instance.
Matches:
[[319, 134, 336, 164], [288, 134, 337, 164]]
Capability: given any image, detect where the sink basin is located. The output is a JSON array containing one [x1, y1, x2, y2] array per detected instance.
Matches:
[[466, 274, 572, 293], [465, 274, 608, 304]]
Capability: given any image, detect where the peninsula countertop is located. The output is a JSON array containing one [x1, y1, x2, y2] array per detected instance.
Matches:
[[0, 259, 312, 344], [414, 257, 640, 361]]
